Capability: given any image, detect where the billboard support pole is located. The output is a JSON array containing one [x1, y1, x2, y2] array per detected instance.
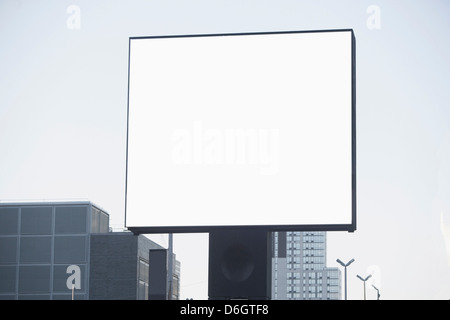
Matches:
[[208, 228, 272, 300], [167, 233, 173, 300]]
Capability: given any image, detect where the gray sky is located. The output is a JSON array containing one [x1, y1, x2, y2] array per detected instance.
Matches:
[[1, 0, 449, 299]]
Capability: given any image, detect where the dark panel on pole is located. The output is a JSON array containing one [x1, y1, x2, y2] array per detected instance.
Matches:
[[208, 229, 271, 300], [148, 249, 168, 300]]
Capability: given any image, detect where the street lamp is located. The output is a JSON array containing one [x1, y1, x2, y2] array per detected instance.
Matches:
[[372, 284, 380, 300], [356, 274, 372, 300], [336, 258, 355, 300]]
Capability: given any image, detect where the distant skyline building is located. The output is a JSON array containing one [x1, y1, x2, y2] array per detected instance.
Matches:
[[0, 201, 180, 300], [272, 231, 341, 300]]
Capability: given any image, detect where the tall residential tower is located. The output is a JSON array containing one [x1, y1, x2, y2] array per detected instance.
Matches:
[[272, 231, 341, 300]]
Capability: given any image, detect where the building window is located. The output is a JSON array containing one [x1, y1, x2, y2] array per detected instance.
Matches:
[[138, 259, 149, 300]]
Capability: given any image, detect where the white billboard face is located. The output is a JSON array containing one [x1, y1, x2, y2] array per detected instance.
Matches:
[[126, 30, 356, 232]]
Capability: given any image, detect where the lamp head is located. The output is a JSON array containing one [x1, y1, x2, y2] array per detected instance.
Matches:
[[336, 259, 345, 267]]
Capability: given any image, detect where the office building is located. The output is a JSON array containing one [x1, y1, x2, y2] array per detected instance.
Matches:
[[272, 231, 341, 300], [0, 201, 180, 300]]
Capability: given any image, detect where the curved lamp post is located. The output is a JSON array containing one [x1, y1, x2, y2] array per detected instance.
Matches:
[[336, 258, 355, 300], [372, 284, 380, 300], [356, 274, 372, 300]]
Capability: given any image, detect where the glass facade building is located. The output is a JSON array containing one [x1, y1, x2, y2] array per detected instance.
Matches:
[[272, 231, 341, 300], [0, 201, 180, 300]]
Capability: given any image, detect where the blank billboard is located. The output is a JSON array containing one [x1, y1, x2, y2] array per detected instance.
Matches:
[[125, 30, 356, 233]]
